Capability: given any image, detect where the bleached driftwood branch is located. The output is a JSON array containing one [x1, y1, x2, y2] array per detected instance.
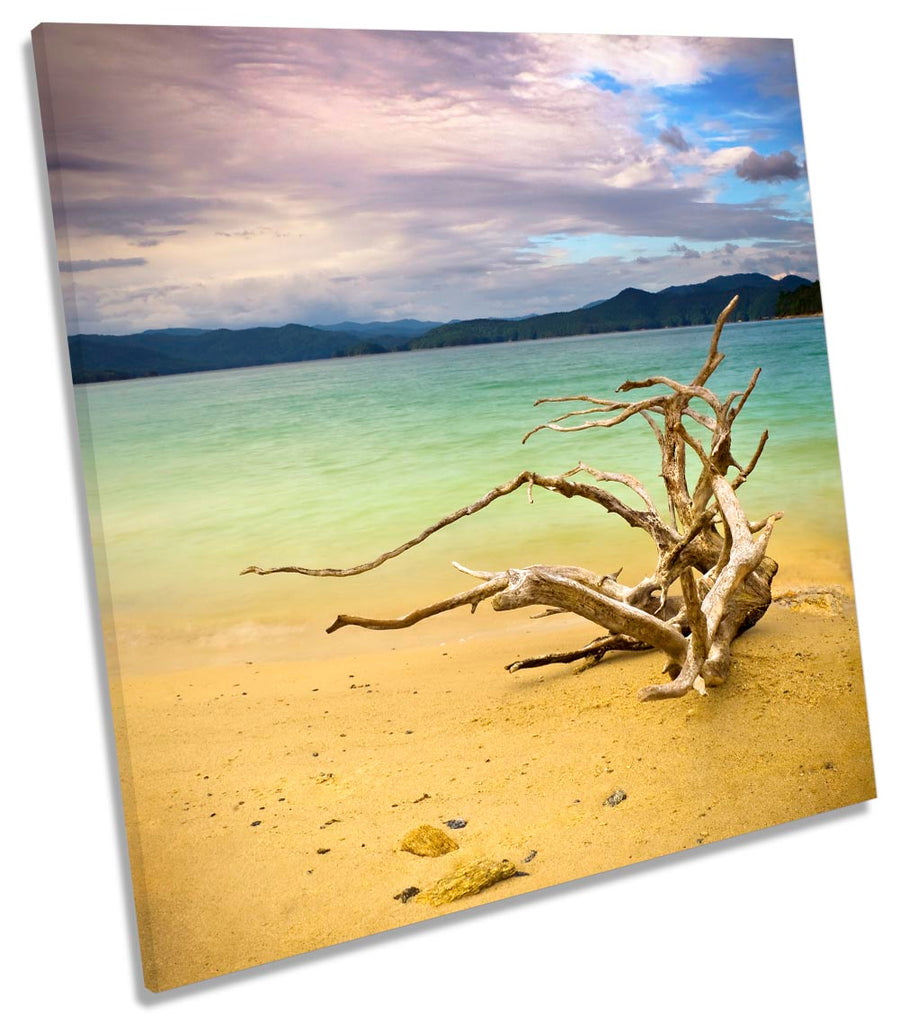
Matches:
[[243, 297, 781, 700]]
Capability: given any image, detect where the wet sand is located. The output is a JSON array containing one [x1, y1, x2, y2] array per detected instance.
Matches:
[[112, 568, 876, 991]]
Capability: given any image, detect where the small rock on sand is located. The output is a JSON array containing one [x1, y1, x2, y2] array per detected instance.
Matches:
[[603, 789, 627, 807], [400, 824, 459, 857], [416, 857, 517, 906], [393, 886, 420, 904]]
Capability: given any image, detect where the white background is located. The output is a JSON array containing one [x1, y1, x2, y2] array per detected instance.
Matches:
[[5, 3, 896, 1020]]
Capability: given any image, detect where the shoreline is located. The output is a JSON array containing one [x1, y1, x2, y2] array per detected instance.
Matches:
[[113, 575, 875, 991], [107, 511, 855, 679], [73, 311, 823, 386]]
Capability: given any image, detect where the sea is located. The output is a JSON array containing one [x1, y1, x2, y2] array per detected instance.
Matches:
[[73, 316, 853, 675]]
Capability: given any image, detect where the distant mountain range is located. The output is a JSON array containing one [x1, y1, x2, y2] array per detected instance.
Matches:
[[67, 273, 820, 384], [408, 273, 814, 349], [312, 318, 444, 338]]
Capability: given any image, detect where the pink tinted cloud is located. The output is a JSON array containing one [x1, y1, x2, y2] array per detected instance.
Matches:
[[36, 25, 814, 332]]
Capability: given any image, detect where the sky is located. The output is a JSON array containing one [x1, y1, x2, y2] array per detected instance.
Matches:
[[35, 25, 817, 335]]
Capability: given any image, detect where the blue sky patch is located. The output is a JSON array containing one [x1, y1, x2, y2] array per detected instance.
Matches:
[[587, 69, 629, 94]]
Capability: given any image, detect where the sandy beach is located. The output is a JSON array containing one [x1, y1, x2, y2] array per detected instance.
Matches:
[[111, 539, 876, 992]]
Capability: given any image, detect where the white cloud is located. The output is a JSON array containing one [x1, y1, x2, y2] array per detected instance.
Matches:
[[39, 26, 813, 333]]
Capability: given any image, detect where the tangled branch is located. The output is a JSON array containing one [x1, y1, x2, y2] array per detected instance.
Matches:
[[243, 296, 780, 700]]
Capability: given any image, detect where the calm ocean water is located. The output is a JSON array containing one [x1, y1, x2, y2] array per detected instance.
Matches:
[[74, 317, 851, 673]]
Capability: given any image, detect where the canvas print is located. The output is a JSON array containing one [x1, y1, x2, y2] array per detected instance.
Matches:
[[33, 23, 876, 991]]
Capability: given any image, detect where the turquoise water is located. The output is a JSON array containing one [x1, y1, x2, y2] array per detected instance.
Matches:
[[74, 317, 850, 672]]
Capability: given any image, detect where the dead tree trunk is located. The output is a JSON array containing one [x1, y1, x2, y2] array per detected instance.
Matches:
[[242, 297, 781, 700]]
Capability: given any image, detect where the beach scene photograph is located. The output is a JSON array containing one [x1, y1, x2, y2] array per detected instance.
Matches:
[[32, 21, 877, 994]]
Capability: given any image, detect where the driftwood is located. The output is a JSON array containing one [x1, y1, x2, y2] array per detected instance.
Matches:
[[243, 297, 781, 700]]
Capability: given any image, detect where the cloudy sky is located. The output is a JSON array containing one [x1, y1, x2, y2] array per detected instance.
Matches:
[[35, 25, 816, 335]]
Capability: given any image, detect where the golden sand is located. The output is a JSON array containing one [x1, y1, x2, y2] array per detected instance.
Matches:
[[110, 553, 876, 991]]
